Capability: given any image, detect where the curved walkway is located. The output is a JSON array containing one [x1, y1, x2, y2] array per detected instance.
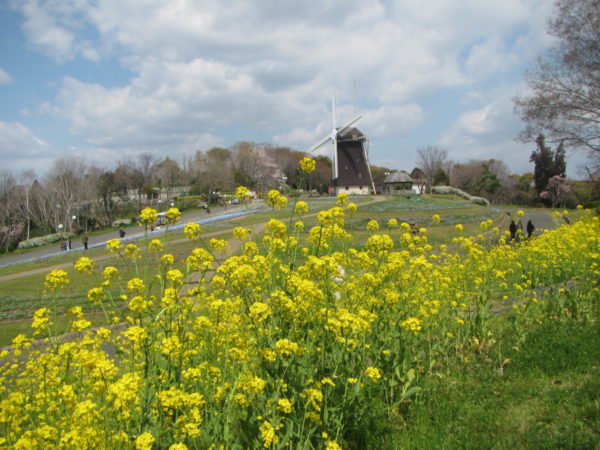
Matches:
[[0, 197, 386, 284]]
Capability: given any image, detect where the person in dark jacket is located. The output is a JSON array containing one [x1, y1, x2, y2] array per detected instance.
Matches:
[[526, 220, 535, 238], [509, 220, 517, 241], [82, 235, 89, 250]]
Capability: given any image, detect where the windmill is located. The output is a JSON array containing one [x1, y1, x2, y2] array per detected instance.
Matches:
[[308, 98, 376, 195]]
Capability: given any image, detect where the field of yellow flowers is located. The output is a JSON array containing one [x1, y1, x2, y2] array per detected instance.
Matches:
[[1, 162, 598, 449]]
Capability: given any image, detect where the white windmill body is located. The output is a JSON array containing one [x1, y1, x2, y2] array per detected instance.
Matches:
[[309, 98, 375, 195]]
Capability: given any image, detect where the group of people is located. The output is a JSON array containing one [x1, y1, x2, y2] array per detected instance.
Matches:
[[60, 237, 72, 251], [509, 219, 535, 241], [61, 228, 122, 252]]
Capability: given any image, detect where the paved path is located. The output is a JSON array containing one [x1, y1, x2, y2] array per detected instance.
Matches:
[[0, 204, 263, 269], [497, 208, 557, 237]]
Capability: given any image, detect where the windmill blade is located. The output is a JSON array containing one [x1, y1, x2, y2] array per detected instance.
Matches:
[[335, 115, 362, 139], [333, 134, 338, 180], [309, 135, 332, 153]]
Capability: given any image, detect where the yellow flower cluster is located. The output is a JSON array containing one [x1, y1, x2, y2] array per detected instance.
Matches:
[[234, 186, 251, 202], [265, 189, 288, 210], [293, 200, 308, 215], [2, 201, 597, 449], [138, 207, 158, 226], [44, 269, 69, 292], [74, 256, 95, 274], [165, 207, 181, 224], [299, 156, 316, 173], [184, 222, 202, 239]]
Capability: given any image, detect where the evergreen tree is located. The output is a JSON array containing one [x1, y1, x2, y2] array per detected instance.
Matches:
[[474, 163, 501, 197], [530, 134, 566, 193], [433, 167, 449, 186], [553, 142, 567, 177]]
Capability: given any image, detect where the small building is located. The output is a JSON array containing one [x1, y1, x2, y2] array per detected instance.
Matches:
[[380, 170, 414, 195]]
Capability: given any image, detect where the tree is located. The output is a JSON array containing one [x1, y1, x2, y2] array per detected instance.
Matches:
[[530, 134, 567, 195], [433, 167, 449, 186], [192, 147, 234, 194], [410, 167, 426, 194], [0, 170, 21, 252], [474, 163, 501, 198], [231, 142, 264, 188], [449, 161, 484, 192], [44, 157, 91, 233], [577, 152, 600, 200], [17, 170, 36, 240], [155, 157, 182, 200], [116, 154, 158, 210], [310, 155, 332, 193], [514, 0, 600, 154], [540, 175, 571, 207], [416, 146, 448, 192], [267, 146, 304, 188], [95, 170, 122, 226]]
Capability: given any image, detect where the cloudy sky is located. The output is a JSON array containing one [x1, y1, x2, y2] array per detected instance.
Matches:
[[0, 0, 587, 177]]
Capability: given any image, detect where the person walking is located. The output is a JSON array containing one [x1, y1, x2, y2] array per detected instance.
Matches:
[[82, 234, 89, 250], [509, 220, 517, 241], [526, 220, 535, 238], [119, 228, 126, 238]]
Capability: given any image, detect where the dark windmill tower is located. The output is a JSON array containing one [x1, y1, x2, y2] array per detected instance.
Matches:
[[308, 98, 375, 195]]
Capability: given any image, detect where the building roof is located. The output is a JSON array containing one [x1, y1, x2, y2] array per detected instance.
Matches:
[[337, 127, 365, 141], [383, 171, 413, 183]]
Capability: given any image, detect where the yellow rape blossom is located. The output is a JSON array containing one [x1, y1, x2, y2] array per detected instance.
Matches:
[[102, 266, 119, 280], [148, 239, 163, 251], [233, 226, 252, 240], [44, 269, 69, 291], [165, 207, 181, 224], [184, 222, 202, 239], [364, 367, 382, 382], [299, 156, 316, 173], [294, 200, 308, 215], [367, 219, 379, 232], [135, 432, 155, 450], [74, 256, 95, 274], [106, 238, 122, 253], [235, 186, 251, 202], [138, 207, 158, 226]]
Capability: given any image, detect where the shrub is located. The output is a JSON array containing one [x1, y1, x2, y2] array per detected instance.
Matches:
[[111, 218, 132, 228], [17, 232, 75, 250], [432, 186, 490, 206]]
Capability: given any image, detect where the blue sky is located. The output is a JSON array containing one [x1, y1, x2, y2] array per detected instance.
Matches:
[[0, 0, 588, 178]]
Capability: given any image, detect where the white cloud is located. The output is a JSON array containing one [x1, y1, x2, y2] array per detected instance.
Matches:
[[17, 0, 99, 62], [0, 121, 48, 156], [438, 90, 534, 173], [7, 0, 565, 176], [0, 68, 13, 85], [0, 121, 54, 173]]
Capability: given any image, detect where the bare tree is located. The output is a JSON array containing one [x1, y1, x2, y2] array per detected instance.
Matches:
[[116, 153, 159, 210], [192, 147, 235, 194], [45, 157, 90, 233], [450, 161, 484, 192], [0, 170, 21, 252], [231, 141, 267, 189], [416, 146, 448, 192], [410, 167, 426, 194], [514, 0, 600, 154], [156, 157, 182, 200], [17, 170, 37, 240]]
